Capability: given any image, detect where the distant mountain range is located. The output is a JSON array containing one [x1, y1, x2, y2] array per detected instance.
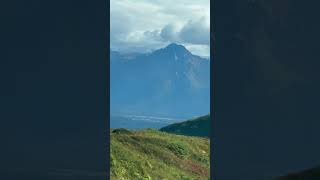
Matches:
[[160, 114, 210, 137], [110, 114, 182, 129], [110, 43, 210, 119]]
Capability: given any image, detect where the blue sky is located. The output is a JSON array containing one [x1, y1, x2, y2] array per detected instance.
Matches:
[[110, 0, 210, 57]]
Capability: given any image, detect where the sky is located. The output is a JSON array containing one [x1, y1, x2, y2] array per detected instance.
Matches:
[[110, 0, 210, 57]]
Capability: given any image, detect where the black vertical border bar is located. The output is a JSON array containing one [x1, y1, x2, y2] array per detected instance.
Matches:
[[210, 0, 216, 179], [106, 0, 110, 179]]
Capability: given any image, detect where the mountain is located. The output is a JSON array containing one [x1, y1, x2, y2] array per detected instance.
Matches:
[[160, 114, 211, 137], [275, 167, 320, 180], [110, 43, 210, 119], [110, 114, 181, 129], [110, 128, 210, 180]]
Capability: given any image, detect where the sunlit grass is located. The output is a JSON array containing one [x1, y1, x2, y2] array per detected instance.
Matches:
[[110, 129, 210, 180]]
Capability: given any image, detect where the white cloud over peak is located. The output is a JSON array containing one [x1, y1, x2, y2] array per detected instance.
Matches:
[[110, 0, 210, 57]]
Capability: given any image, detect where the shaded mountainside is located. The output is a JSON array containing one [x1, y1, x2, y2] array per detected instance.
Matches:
[[275, 167, 320, 180], [160, 115, 210, 137], [110, 129, 210, 180]]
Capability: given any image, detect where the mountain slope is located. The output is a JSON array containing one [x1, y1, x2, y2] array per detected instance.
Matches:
[[110, 129, 210, 180], [160, 115, 210, 137], [110, 43, 210, 118]]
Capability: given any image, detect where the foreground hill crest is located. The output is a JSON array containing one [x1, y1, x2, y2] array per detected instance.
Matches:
[[110, 129, 210, 180]]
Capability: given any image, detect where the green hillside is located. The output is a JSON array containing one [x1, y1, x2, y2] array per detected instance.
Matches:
[[110, 128, 210, 180], [275, 166, 320, 180], [160, 115, 210, 137]]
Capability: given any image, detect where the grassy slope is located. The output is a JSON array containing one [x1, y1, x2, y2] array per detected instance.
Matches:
[[275, 167, 320, 180], [160, 115, 210, 137], [110, 129, 210, 180]]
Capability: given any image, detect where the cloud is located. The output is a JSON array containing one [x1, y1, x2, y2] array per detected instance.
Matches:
[[110, 0, 210, 56], [179, 17, 210, 45], [160, 24, 179, 42], [159, 17, 210, 45], [184, 44, 210, 58]]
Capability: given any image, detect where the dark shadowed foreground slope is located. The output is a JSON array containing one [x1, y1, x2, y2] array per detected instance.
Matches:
[[110, 129, 210, 180], [160, 115, 210, 137]]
